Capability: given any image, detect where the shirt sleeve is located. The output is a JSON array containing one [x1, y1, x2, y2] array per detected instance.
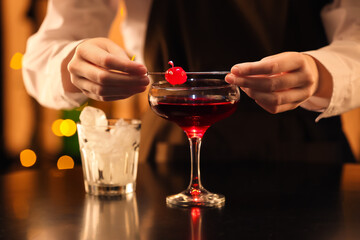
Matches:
[[301, 0, 360, 121], [22, 0, 118, 109], [121, 0, 153, 65]]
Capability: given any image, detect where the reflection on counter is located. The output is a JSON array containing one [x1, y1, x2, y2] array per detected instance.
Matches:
[[81, 194, 140, 240], [190, 208, 202, 240]]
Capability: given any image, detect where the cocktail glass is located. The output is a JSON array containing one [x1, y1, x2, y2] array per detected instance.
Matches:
[[148, 75, 240, 207]]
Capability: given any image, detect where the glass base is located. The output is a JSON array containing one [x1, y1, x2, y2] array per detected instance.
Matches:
[[166, 189, 225, 208], [84, 181, 135, 197]]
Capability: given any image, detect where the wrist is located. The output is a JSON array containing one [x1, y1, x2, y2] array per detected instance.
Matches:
[[61, 47, 82, 93], [304, 54, 333, 99]]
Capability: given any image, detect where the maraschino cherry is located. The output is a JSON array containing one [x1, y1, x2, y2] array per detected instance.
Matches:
[[165, 61, 187, 85]]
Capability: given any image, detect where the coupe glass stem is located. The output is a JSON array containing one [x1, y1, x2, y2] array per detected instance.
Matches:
[[187, 136, 203, 193]]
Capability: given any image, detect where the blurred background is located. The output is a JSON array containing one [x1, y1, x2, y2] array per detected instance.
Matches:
[[1, 0, 149, 171], [1, 0, 359, 171]]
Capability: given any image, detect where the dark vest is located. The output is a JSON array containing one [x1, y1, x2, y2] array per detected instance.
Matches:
[[141, 0, 355, 164]]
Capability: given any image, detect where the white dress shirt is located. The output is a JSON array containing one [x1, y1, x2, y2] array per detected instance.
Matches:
[[22, 0, 360, 121]]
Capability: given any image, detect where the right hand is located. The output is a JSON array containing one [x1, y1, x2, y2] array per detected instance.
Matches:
[[67, 37, 149, 101]]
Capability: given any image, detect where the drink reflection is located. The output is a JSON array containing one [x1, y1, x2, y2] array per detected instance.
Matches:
[[81, 194, 140, 240], [190, 208, 202, 240]]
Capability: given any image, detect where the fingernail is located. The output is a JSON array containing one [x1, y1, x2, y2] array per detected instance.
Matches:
[[139, 66, 148, 74], [225, 74, 235, 84], [141, 76, 150, 84], [236, 67, 244, 76]]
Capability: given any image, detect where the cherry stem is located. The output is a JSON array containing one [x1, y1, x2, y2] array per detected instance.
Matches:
[[168, 61, 174, 68]]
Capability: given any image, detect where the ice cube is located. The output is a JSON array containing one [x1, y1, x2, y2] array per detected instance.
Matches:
[[110, 123, 140, 149], [114, 118, 128, 126], [79, 125, 111, 151], [79, 106, 107, 126]]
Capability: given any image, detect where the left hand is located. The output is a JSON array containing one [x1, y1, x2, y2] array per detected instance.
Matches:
[[225, 52, 320, 114]]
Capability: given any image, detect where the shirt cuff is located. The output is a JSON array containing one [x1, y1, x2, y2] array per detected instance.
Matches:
[[49, 40, 89, 109], [302, 48, 350, 122]]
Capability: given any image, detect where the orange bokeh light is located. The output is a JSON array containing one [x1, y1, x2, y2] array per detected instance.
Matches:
[[52, 119, 64, 137], [10, 52, 23, 70], [57, 155, 75, 170], [20, 149, 37, 167]]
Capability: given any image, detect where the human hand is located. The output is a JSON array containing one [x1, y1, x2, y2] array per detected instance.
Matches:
[[225, 52, 327, 114], [67, 37, 149, 101]]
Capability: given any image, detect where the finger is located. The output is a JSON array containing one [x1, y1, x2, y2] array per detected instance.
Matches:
[[76, 78, 146, 96], [231, 52, 305, 76], [226, 71, 308, 92], [242, 87, 311, 108], [83, 92, 133, 102], [84, 90, 147, 101], [76, 43, 147, 75], [69, 60, 149, 86], [91, 85, 147, 96], [73, 77, 147, 98], [255, 101, 301, 114]]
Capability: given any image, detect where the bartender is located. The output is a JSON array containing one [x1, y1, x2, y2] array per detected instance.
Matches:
[[22, 0, 360, 163]]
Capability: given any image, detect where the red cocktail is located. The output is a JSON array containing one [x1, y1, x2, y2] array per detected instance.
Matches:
[[151, 97, 238, 138], [148, 77, 240, 207]]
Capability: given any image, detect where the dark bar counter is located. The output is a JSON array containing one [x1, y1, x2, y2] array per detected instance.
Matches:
[[0, 161, 360, 240]]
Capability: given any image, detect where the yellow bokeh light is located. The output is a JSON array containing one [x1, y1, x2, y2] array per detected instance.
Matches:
[[120, 7, 124, 17], [52, 119, 64, 137], [10, 52, 23, 70], [57, 155, 75, 170], [20, 149, 37, 167], [60, 119, 77, 137]]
